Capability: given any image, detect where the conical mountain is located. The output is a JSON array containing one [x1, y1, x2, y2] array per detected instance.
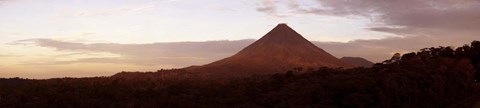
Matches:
[[187, 23, 353, 77]]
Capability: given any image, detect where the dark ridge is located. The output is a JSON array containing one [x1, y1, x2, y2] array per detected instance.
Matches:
[[340, 57, 375, 67]]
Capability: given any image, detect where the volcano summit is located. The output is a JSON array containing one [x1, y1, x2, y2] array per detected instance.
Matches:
[[187, 23, 353, 77]]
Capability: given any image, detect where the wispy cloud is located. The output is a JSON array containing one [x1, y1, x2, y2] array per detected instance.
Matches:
[[53, 3, 157, 19], [256, 0, 277, 14], [0, 0, 6, 5], [0, 0, 17, 7], [256, 0, 480, 35], [77, 5, 155, 17], [0, 53, 20, 57], [316, 0, 480, 33], [255, 0, 300, 18], [12, 39, 256, 67], [0, 0, 11, 4], [0, 54, 12, 57], [14, 36, 474, 67]]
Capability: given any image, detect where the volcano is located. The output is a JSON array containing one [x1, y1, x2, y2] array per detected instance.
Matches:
[[187, 23, 352, 77]]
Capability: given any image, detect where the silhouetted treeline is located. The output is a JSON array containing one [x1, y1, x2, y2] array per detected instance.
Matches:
[[0, 40, 479, 108]]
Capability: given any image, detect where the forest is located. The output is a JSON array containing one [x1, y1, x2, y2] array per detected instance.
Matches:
[[0, 40, 479, 108]]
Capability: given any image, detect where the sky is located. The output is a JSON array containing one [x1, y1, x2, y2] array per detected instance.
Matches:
[[0, 0, 479, 79]]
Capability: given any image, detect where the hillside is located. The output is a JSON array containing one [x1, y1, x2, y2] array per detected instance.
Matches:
[[340, 57, 374, 67]]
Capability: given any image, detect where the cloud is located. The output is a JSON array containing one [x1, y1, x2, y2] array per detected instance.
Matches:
[[256, 0, 277, 14], [77, 5, 155, 17], [255, 0, 299, 18], [313, 0, 480, 33], [11, 22, 478, 67], [0, 54, 19, 57], [287, 0, 300, 8], [12, 39, 256, 67], [53, 4, 156, 18], [0, 0, 12, 6], [0, 0, 28, 7], [257, 0, 480, 35], [15, 36, 476, 67]]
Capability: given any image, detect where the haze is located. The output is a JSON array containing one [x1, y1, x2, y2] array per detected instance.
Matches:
[[0, 0, 478, 78]]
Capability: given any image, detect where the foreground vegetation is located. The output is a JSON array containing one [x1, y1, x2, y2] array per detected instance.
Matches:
[[1, 41, 479, 108]]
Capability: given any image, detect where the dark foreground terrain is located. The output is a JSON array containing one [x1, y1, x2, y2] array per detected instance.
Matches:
[[1, 40, 480, 108]]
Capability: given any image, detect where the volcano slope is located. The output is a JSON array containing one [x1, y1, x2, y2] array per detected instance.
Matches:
[[187, 24, 352, 77]]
